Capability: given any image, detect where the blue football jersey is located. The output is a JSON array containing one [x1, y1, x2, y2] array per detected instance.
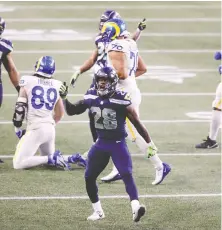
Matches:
[[84, 88, 131, 140], [0, 38, 13, 80]]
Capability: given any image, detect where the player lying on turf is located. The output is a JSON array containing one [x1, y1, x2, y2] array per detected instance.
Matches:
[[12, 56, 86, 170], [0, 17, 21, 163], [195, 51, 222, 149], [60, 66, 147, 222], [98, 18, 171, 184]]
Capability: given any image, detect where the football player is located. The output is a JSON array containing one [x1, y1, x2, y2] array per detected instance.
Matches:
[[196, 51, 221, 148], [69, 10, 146, 157], [99, 18, 171, 185], [60, 67, 147, 222], [0, 17, 20, 163], [12, 56, 86, 170]]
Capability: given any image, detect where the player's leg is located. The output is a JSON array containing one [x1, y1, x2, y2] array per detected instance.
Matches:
[[85, 142, 110, 221], [111, 140, 146, 222], [38, 124, 70, 170], [196, 83, 221, 148]]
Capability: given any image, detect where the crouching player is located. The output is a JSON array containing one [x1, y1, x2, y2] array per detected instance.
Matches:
[[12, 56, 86, 170], [59, 67, 159, 222]]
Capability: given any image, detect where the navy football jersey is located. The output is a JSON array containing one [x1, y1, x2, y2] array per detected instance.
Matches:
[[0, 38, 13, 80], [84, 88, 131, 140]]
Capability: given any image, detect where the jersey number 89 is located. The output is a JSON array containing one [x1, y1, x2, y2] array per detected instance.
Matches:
[[31, 86, 57, 111]]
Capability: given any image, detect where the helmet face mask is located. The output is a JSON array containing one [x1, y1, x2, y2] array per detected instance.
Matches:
[[95, 67, 118, 97], [34, 56, 55, 78], [0, 17, 6, 36]]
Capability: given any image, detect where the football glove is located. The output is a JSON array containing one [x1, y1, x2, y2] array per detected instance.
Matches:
[[70, 69, 81, 88], [15, 127, 26, 139], [147, 141, 158, 158], [214, 51, 221, 60], [138, 18, 146, 31], [219, 65, 222, 75], [59, 82, 69, 99]]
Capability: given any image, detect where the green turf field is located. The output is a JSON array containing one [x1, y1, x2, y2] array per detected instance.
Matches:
[[0, 1, 221, 230]]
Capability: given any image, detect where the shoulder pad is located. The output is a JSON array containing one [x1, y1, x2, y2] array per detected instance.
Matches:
[[107, 40, 128, 53], [95, 34, 103, 46], [109, 91, 131, 106], [0, 38, 13, 54], [19, 75, 30, 87]]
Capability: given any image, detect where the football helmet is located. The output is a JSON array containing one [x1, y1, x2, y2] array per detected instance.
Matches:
[[0, 17, 6, 36], [34, 56, 55, 78], [94, 66, 118, 97], [101, 18, 128, 42], [99, 10, 121, 31]]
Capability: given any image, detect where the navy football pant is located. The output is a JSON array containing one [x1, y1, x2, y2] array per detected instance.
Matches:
[[0, 81, 3, 107], [85, 139, 139, 203]]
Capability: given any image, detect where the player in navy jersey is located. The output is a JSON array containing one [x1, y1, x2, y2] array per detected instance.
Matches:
[[59, 66, 160, 221], [0, 17, 20, 163]]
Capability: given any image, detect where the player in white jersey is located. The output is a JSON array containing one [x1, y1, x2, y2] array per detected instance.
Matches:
[[196, 52, 222, 149], [12, 56, 86, 170], [100, 19, 171, 185]]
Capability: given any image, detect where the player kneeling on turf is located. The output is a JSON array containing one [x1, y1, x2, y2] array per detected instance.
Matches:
[[12, 56, 86, 170]]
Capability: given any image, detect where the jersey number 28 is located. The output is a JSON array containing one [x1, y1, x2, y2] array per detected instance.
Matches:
[[31, 86, 57, 111]]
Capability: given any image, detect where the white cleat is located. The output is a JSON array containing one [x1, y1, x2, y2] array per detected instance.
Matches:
[[133, 205, 146, 222], [152, 163, 171, 185], [87, 211, 105, 221]]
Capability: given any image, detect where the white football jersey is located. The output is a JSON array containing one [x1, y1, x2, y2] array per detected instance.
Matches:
[[106, 38, 139, 91], [19, 75, 62, 129]]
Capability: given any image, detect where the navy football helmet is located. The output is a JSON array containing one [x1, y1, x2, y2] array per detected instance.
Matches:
[[99, 10, 121, 31], [34, 56, 55, 78], [95, 66, 118, 97], [101, 18, 128, 42], [0, 17, 6, 36]]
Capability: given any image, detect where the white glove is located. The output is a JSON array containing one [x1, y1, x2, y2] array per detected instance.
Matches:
[[70, 69, 81, 88]]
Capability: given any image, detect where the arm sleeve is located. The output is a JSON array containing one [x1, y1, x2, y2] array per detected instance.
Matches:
[[63, 99, 88, 116]]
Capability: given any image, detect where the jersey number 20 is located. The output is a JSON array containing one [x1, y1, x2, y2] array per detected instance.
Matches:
[[31, 86, 57, 111]]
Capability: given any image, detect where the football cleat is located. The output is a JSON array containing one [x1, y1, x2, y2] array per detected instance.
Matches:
[[152, 163, 171, 185], [87, 211, 105, 221], [68, 153, 86, 168], [100, 168, 122, 182], [195, 136, 218, 149], [0, 159, 3, 163], [53, 150, 70, 170], [133, 205, 146, 222]]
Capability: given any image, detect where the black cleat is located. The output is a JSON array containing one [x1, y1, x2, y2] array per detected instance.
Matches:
[[195, 136, 218, 149]]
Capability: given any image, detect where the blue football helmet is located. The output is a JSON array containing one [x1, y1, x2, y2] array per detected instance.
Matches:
[[101, 18, 128, 42], [94, 66, 118, 97], [0, 17, 6, 36], [34, 56, 55, 78], [99, 10, 121, 31]]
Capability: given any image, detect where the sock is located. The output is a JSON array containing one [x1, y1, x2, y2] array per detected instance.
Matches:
[[92, 200, 103, 212], [121, 173, 139, 201], [149, 155, 163, 170], [131, 200, 140, 212], [209, 110, 221, 141], [111, 163, 119, 174], [85, 177, 99, 203]]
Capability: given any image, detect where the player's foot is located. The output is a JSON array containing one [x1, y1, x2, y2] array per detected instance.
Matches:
[[0, 159, 3, 163], [133, 205, 146, 222], [100, 171, 122, 183], [195, 136, 218, 149], [68, 153, 86, 168], [53, 150, 70, 170], [87, 211, 105, 221], [152, 163, 171, 185]]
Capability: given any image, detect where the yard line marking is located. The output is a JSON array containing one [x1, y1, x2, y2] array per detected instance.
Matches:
[[0, 153, 220, 159], [0, 194, 221, 201], [2, 93, 215, 97], [13, 49, 217, 54], [0, 120, 212, 125], [142, 33, 221, 37], [6, 18, 221, 22], [2, 4, 220, 10]]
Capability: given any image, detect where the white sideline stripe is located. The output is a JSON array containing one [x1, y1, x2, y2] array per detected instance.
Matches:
[[4, 5, 220, 10], [6, 18, 221, 22], [13, 50, 217, 54], [0, 153, 220, 159], [142, 33, 221, 37], [3, 93, 215, 97], [0, 194, 221, 201], [0, 120, 212, 125], [12, 49, 218, 54]]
